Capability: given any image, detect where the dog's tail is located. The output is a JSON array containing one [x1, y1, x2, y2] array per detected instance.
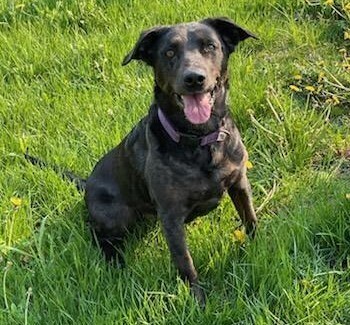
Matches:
[[24, 151, 86, 192]]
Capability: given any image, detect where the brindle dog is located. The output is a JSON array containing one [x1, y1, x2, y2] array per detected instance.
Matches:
[[85, 17, 257, 306]]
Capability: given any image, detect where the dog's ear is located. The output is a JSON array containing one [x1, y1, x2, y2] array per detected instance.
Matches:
[[201, 17, 257, 54], [122, 26, 169, 66]]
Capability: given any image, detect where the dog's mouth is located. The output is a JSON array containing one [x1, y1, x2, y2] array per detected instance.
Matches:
[[175, 88, 216, 125]]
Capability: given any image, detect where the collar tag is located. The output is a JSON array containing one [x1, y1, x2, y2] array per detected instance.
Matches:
[[217, 131, 228, 142]]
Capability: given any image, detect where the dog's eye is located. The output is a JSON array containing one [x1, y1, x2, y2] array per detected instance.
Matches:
[[206, 43, 216, 52], [165, 50, 175, 58]]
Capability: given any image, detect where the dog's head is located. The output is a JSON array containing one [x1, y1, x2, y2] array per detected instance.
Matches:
[[123, 18, 256, 125]]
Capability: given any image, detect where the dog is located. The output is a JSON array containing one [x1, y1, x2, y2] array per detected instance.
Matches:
[[83, 17, 258, 306]]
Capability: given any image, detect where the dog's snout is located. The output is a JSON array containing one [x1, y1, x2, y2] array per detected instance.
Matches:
[[183, 71, 206, 90]]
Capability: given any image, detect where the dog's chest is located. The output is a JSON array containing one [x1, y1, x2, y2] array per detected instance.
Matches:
[[191, 146, 239, 196], [177, 149, 240, 219], [148, 144, 240, 205]]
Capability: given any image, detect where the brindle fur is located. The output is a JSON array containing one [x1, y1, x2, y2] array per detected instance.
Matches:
[[85, 17, 257, 306]]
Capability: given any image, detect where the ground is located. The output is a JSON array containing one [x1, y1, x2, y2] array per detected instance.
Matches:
[[0, 0, 349, 324]]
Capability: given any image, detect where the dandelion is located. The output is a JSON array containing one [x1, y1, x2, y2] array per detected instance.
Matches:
[[233, 229, 246, 245], [10, 197, 22, 207], [245, 160, 253, 169], [318, 72, 325, 82], [305, 85, 316, 92], [290, 85, 301, 92], [332, 95, 340, 105], [294, 74, 302, 80], [344, 30, 350, 40], [325, 0, 334, 5], [346, 194, 350, 200], [326, 95, 341, 106], [344, 3, 350, 12]]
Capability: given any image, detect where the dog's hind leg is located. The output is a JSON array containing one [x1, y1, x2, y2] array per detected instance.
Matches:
[[86, 189, 140, 265], [228, 172, 257, 237]]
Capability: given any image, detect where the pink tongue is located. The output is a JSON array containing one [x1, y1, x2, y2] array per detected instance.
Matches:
[[183, 93, 212, 124]]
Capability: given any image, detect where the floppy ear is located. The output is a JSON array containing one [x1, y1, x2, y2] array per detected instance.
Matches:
[[122, 26, 170, 66], [201, 17, 258, 54]]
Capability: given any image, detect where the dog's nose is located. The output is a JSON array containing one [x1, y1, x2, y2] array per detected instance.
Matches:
[[183, 71, 206, 90]]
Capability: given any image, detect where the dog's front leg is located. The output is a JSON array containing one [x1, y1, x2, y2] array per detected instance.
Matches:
[[160, 210, 206, 307], [228, 172, 257, 237]]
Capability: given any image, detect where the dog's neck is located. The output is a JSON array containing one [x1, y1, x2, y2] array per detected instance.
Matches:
[[153, 84, 228, 136]]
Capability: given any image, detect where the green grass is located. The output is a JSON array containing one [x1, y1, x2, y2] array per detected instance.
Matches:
[[1, 0, 350, 324]]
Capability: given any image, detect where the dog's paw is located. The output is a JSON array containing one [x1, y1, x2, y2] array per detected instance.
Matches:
[[191, 283, 206, 309], [246, 221, 257, 239]]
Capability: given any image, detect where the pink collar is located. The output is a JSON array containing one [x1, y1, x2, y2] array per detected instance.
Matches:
[[157, 108, 229, 146]]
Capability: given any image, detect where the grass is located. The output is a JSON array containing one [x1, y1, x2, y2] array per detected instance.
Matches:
[[1, 0, 349, 324]]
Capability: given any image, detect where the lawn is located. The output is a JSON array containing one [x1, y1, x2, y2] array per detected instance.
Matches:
[[0, 0, 350, 324]]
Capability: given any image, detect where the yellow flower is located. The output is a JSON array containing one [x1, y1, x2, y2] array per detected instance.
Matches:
[[233, 229, 246, 244], [305, 85, 316, 92], [325, 98, 333, 105], [332, 95, 340, 105], [344, 3, 350, 12], [290, 85, 301, 92], [245, 160, 253, 170], [346, 193, 350, 200], [10, 197, 22, 207], [318, 72, 325, 82], [325, 0, 334, 5], [294, 74, 302, 80], [344, 30, 350, 40]]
